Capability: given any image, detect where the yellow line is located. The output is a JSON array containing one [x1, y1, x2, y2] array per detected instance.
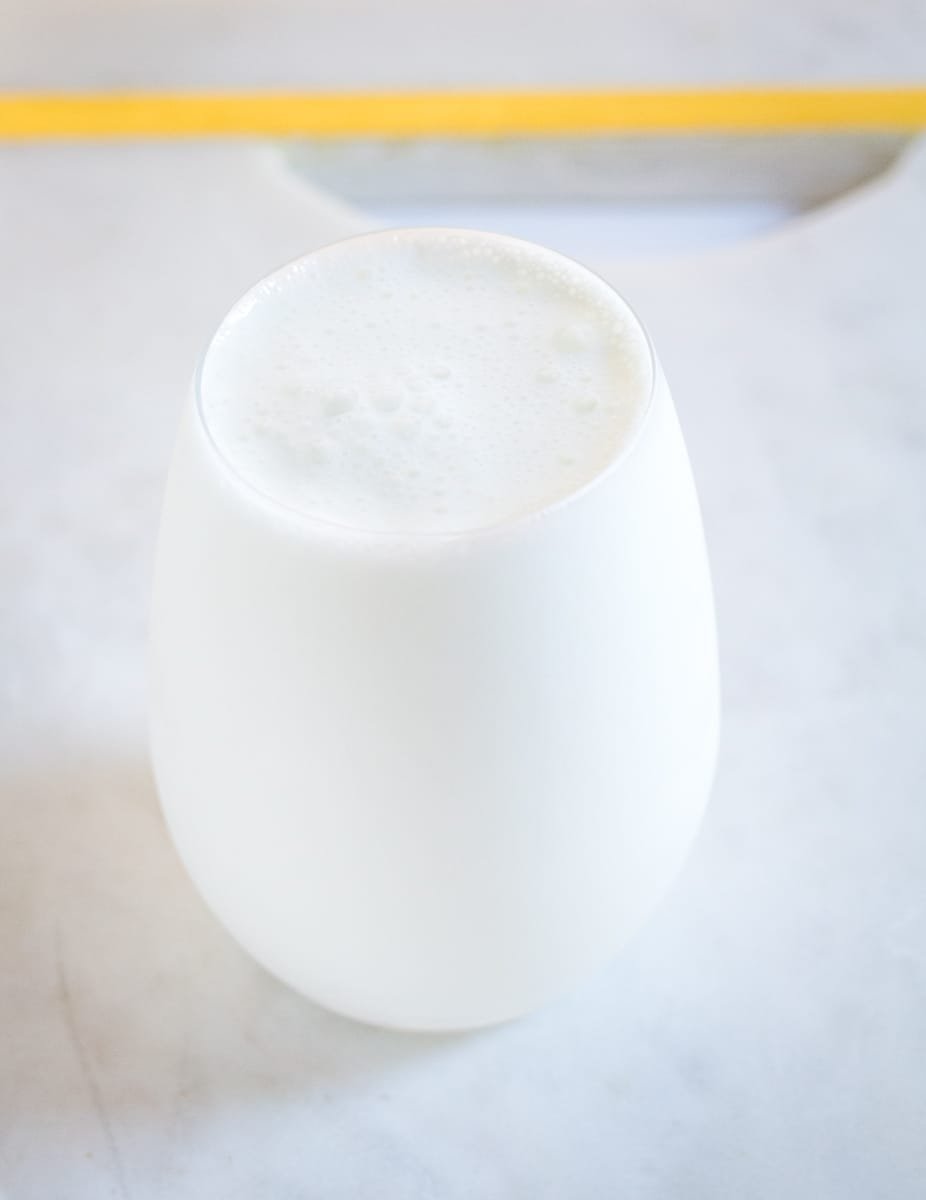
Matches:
[[1, 89, 925, 139]]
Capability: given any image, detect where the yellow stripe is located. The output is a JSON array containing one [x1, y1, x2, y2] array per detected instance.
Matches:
[[1, 89, 925, 139]]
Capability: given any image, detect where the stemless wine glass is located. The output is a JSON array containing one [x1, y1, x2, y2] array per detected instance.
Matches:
[[149, 229, 719, 1032]]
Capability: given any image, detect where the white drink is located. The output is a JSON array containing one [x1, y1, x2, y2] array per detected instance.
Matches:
[[150, 229, 719, 1031]]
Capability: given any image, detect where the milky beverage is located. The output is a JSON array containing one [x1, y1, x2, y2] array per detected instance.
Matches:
[[150, 229, 719, 1031], [199, 229, 651, 532]]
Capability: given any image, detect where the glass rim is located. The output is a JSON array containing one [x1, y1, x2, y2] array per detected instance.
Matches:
[[192, 226, 659, 543]]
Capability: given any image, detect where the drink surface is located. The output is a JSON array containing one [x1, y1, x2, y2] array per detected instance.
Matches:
[[199, 228, 652, 535]]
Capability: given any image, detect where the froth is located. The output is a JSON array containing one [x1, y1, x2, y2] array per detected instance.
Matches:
[[199, 229, 652, 535]]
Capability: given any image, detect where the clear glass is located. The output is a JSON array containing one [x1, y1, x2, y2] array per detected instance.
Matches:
[[149, 231, 720, 1031]]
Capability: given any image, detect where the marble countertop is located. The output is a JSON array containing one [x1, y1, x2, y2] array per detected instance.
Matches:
[[1, 139, 925, 1198], [4, 0, 924, 89]]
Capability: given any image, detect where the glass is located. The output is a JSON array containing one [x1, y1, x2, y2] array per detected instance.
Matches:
[[149, 231, 719, 1031]]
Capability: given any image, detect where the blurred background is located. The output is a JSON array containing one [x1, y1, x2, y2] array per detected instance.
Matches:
[[2, 3, 925, 1198], [4, 0, 925, 250]]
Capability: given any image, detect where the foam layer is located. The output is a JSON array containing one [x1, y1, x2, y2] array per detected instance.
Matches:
[[199, 229, 652, 534]]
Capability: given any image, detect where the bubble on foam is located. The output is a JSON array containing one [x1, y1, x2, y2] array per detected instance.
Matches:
[[303, 441, 329, 467], [322, 389, 357, 418], [371, 390, 405, 414]]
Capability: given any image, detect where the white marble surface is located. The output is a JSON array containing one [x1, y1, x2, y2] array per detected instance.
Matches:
[[1, 140, 926, 1198], [4, 0, 924, 88]]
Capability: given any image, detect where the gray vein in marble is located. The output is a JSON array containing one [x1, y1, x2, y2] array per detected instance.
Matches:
[[55, 926, 132, 1200]]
